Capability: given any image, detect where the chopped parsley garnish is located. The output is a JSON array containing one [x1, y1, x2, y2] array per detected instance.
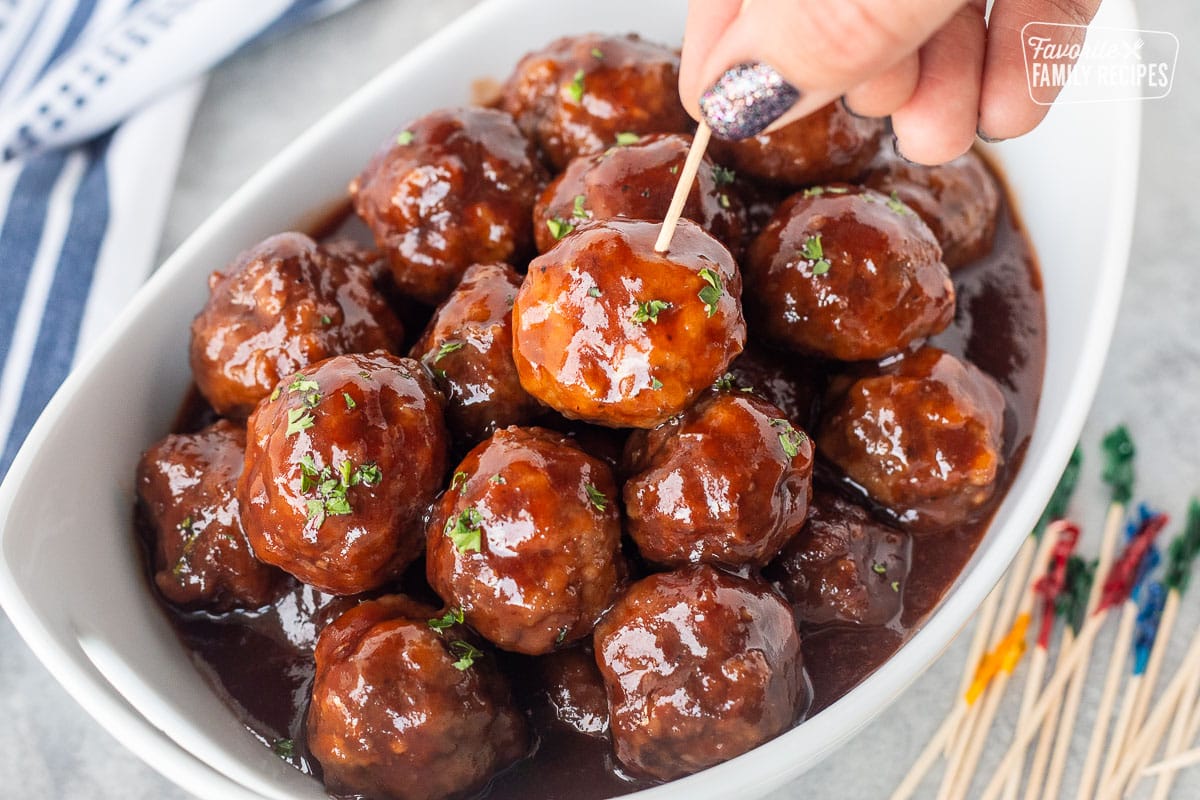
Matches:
[[572, 193, 590, 220], [872, 562, 888, 576], [300, 458, 381, 527], [428, 607, 464, 633], [631, 299, 670, 324], [171, 516, 201, 577], [434, 341, 465, 363], [590, 47, 604, 59], [718, 193, 731, 209], [567, 69, 585, 103], [712, 165, 736, 185], [286, 408, 315, 437], [891, 580, 901, 593], [449, 640, 483, 670], [396, 130, 415, 146], [358, 370, 372, 380], [714, 373, 736, 391], [585, 483, 608, 512], [668, 164, 679, 175], [556, 626, 568, 644], [272, 738, 295, 758], [320, 314, 332, 326], [270, 386, 281, 402], [650, 377, 663, 390], [451, 470, 469, 491], [289, 376, 320, 395], [547, 216, 575, 240], [587, 286, 602, 298], [288, 376, 321, 408], [886, 191, 913, 216], [446, 508, 484, 553], [615, 131, 640, 146], [489, 474, 506, 485], [343, 392, 356, 410], [697, 268, 723, 317], [802, 185, 849, 198], [799, 234, 832, 276], [770, 418, 808, 459]]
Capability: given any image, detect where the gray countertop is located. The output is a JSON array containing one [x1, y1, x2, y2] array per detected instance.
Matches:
[[2, 0, 1197, 797]]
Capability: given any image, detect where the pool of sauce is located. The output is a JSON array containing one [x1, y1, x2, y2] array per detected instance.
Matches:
[[145, 169, 1045, 799]]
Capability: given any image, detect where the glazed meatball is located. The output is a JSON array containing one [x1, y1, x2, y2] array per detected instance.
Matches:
[[239, 353, 448, 594], [767, 490, 911, 628], [350, 107, 545, 305], [622, 391, 814, 568], [709, 102, 883, 187], [746, 185, 954, 361], [307, 595, 529, 800], [866, 147, 1001, 269], [594, 565, 807, 780], [532, 133, 743, 254], [725, 346, 825, 431], [818, 347, 1006, 532], [411, 262, 542, 444], [501, 33, 693, 169], [537, 645, 610, 737], [426, 427, 623, 654], [513, 218, 746, 429], [189, 233, 404, 419], [136, 420, 281, 611]]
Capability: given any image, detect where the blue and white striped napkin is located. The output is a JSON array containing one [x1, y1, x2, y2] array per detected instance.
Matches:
[[0, 0, 359, 479]]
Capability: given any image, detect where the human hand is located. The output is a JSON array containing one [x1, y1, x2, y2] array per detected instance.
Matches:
[[679, 0, 1101, 164]]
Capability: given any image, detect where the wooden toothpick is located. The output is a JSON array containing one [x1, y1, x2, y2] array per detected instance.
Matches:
[[654, 122, 712, 254]]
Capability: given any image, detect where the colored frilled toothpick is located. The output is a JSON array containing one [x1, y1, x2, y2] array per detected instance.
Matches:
[[890, 449, 1085, 800], [1076, 507, 1167, 800], [1139, 499, 1200, 800], [1042, 426, 1135, 800], [996, 522, 1081, 800], [946, 450, 1085, 800]]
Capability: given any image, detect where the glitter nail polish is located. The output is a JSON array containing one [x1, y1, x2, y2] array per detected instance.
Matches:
[[699, 62, 801, 140]]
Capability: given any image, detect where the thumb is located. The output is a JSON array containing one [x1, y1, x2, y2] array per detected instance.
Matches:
[[682, 0, 965, 137]]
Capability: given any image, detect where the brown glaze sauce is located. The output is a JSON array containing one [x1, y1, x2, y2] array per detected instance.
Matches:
[[145, 167, 1044, 799]]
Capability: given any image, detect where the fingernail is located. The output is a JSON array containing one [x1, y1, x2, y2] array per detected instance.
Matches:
[[700, 62, 801, 140], [892, 135, 920, 166], [840, 96, 867, 120], [977, 128, 1008, 144]]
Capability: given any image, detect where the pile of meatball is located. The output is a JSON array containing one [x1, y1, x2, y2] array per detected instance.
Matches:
[[135, 32, 1009, 800]]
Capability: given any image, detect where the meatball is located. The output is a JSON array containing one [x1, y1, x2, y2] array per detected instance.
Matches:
[[500, 33, 693, 170], [622, 391, 814, 568], [745, 185, 954, 361], [239, 353, 448, 594], [136, 420, 281, 611], [537, 645, 610, 737], [725, 346, 825, 431], [594, 565, 807, 780], [532, 133, 743, 254], [709, 102, 884, 187], [866, 147, 1001, 269], [767, 490, 911, 628], [513, 218, 746, 429], [307, 595, 529, 800], [189, 233, 404, 419], [411, 262, 542, 444], [350, 107, 545, 305], [426, 427, 623, 654], [818, 347, 1006, 532]]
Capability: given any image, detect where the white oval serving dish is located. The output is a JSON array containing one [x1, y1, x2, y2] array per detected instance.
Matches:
[[0, 0, 1141, 798]]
